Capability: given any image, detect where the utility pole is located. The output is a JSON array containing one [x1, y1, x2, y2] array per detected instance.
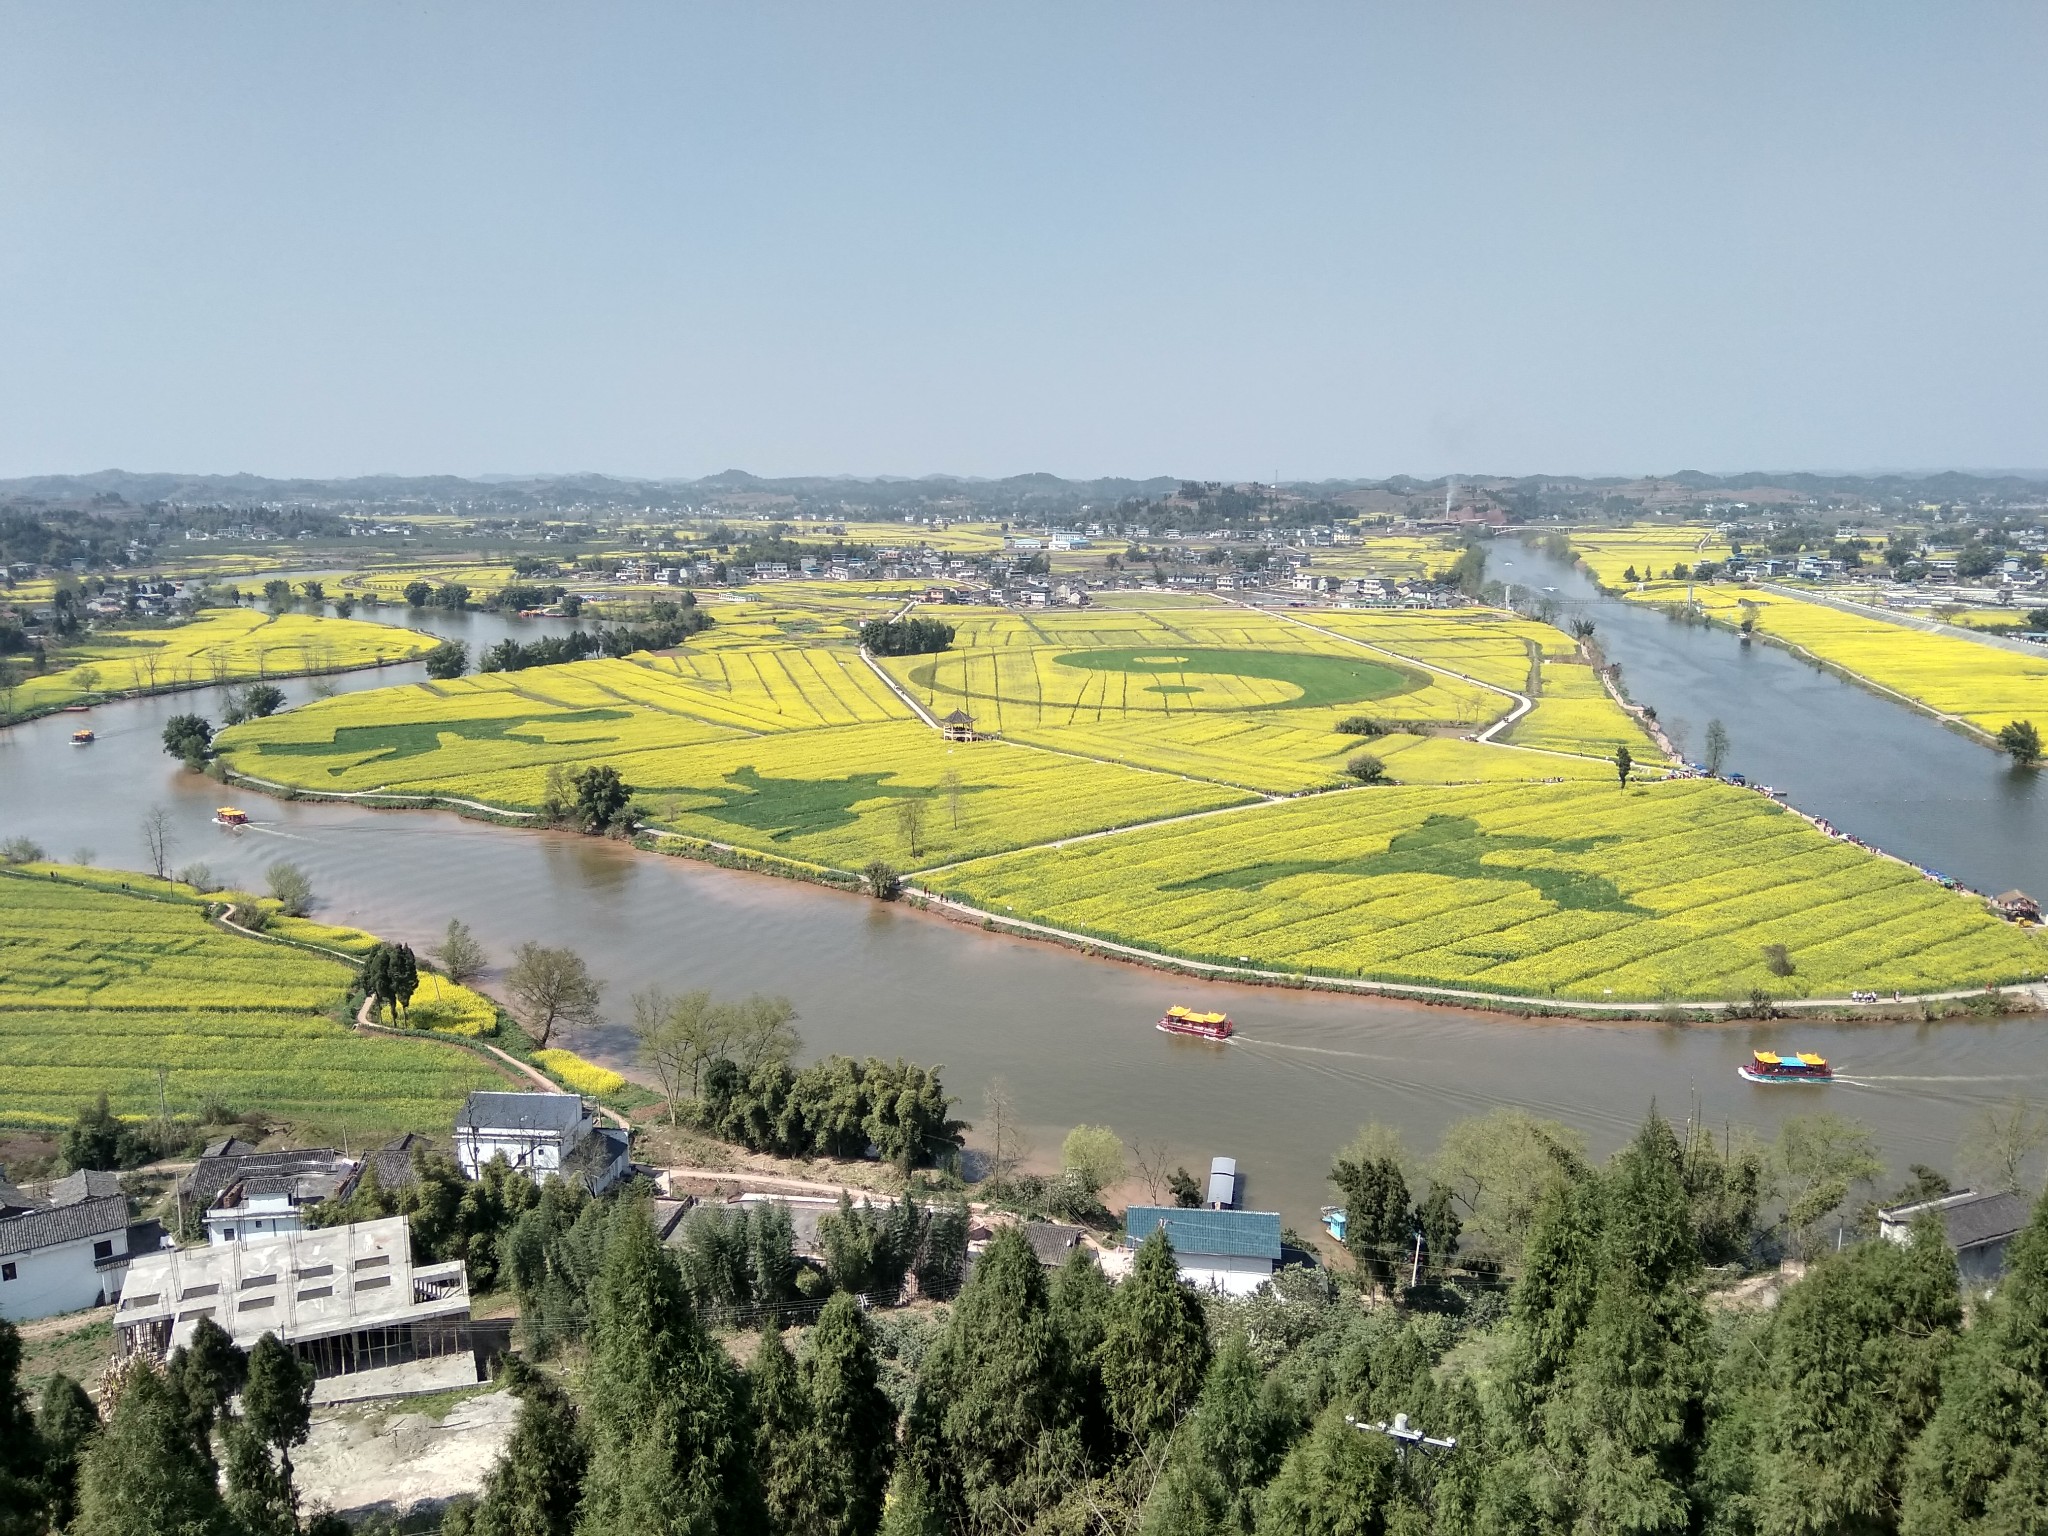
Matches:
[[1410, 1230, 1423, 1289], [1346, 1412, 1458, 1463]]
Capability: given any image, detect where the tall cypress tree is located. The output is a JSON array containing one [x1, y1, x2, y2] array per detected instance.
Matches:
[[916, 1226, 1083, 1532], [1253, 1404, 1405, 1536], [1554, 1112, 1711, 1536], [226, 1332, 316, 1536], [1902, 1188, 2048, 1532], [1050, 1243, 1116, 1463], [877, 1462, 947, 1536], [578, 1197, 764, 1536], [73, 1365, 233, 1536], [804, 1292, 897, 1536], [1491, 1113, 1709, 1534], [1751, 1221, 1959, 1533], [37, 1372, 101, 1533], [748, 1324, 815, 1535], [1101, 1229, 1212, 1445], [464, 1357, 587, 1536], [166, 1316, 247, 1473], [1142, 1334, 1293, 1536], [0, 1320, 43, 1536]]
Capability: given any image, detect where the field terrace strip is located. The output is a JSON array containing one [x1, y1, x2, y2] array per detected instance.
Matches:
[[0, 869, 502, 1134]]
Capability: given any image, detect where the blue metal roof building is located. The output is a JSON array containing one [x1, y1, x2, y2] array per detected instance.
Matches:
[[1125, 1206, 1282, 1262]]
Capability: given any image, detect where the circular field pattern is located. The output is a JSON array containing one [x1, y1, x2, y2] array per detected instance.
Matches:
[[1049, 646, 1423, 711]]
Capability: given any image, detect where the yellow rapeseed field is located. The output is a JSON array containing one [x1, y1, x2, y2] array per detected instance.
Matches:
[[1504, 660, 1663, 761], [4, 608, 436, 717], [935, 778, 2048, 1002], [198, 581, 2048, 1002], [1565, 525, 1733, 588]]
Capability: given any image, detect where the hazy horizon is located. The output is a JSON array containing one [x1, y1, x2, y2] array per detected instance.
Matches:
[[3, 4, 2044, 481]]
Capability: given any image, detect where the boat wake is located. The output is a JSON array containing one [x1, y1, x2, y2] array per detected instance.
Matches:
[[1231, 1036, 1413, 1065], [1835, 1073, 2042, 1086]]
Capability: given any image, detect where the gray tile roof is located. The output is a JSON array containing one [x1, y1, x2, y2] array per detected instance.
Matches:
[[1022, 1221, 1085, 1265], [0, 1194, 129, 1255], [455, 1091, 587, 1134], [1883, 1189, 2032, 1252], [561, 1126, 629, 1192], [1937, 1191, 2030, 1251], [1125, 1206, 1282, 1262], [342, 1133, 434, 1200], [47, 1170, 124, 1207], [183, 1149, 349, 1210]]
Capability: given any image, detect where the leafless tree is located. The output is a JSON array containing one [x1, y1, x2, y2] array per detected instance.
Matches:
[[139, 805, 174, 880], [939, 768, 964, 830], [983, 1076, 1032, 1182], [1129, 1137, 1175, 1206], [1961, 1097, 2048, 1195], [895, 795, 929, 859]]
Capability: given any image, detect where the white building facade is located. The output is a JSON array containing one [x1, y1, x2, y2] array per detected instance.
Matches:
[[0, 1195, 138, 1323], [454, 1091, 629, 1193]]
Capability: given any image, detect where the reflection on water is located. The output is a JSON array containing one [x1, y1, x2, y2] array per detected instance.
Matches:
[[0, 587, 2042, 1229]]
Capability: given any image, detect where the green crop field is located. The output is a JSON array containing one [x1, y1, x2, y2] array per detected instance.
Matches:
[[933, 778, 2048, 1002], [0, 869, 502, 1134]]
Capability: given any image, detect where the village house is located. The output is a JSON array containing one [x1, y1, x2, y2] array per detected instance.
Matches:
[[453, 1091, 629, 1193], [1123, 1206, 1281, 1296], [181, 1141, 356, 1246], [1879, 1189, 2032, 1290], [0, 1170, 155, 1323]]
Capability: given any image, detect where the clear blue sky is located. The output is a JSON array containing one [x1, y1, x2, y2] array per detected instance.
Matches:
[[1, 4, 2043, 481]]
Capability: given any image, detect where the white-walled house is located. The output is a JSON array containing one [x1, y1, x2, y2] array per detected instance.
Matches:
[[454, 1092, 629, 1193], [181, 1145, 356, 1247], [1124, 1206, 1282, 1297], [0, 1194, 140, 1322]]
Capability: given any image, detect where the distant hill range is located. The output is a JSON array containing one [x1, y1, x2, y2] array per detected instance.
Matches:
[[2, 466, 2044, 518]]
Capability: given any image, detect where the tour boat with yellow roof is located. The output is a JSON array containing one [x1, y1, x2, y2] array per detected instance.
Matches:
[[1738, 1049, 1832, 1084], [1158, 1005, 1234, 1042]]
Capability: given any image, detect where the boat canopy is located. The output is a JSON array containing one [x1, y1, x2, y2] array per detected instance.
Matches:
[[1752, 1050, 1827, 1068], [1166, 1006, 1229, 1026]]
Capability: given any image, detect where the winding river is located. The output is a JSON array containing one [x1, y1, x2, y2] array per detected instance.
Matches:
[[2, 580, 2043, 1229]]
